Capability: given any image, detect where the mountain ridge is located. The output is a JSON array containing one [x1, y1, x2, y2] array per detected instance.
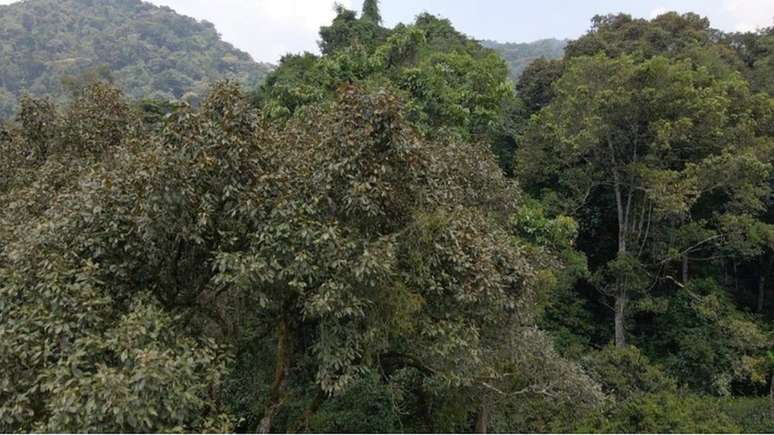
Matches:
[[480, 37, 567, 80], [0, 0, 274, 117]]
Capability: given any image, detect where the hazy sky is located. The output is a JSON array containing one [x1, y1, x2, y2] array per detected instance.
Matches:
[[1, 0, 773, 63]]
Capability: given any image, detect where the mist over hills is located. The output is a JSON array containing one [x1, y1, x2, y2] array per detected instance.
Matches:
[[481, 38, 567, 80]]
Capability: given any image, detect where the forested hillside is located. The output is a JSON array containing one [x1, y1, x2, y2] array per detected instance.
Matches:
[[481, 38, 566, 80], [0, 0, 273, 118], [1, 1, 773, 433]]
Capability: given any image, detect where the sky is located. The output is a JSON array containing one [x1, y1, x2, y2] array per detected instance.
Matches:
[[1, 0, 773, 63]]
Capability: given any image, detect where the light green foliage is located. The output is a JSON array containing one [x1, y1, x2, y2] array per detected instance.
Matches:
[[260, 9, 515, 147], [520, 54, 769, 217]]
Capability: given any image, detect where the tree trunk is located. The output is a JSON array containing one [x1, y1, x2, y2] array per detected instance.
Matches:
[[758, 275, 766, 313], [614, 290, 627, 348], [258, 316, 290, 433], [757, 253, 773, 313], [288, 390, 325, 433], [682, 255, 689, 285], [769, 369, 774, 408], [769, 370, 774, 403], [475, 402, 489, 434], [734, 261, 739, 292], [611, 164, 628, 348]]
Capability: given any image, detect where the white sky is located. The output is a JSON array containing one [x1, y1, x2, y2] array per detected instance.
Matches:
[[1, 0, 772, 63]]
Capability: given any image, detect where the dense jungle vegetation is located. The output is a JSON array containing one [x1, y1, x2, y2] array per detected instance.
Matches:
[[1, 0, 773, 433]]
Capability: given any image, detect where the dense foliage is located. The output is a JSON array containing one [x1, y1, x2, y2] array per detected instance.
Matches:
[[1, 1, 773, 433], [0, 0, 273, 118]]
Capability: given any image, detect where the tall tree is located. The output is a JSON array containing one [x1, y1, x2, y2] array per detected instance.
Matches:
[[361, 0, 382, 24], [518, 54, 772, 347]]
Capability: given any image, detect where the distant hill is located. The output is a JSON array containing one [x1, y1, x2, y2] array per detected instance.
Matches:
[[481, 38, 566, 81], [0, 0, 273, 118]]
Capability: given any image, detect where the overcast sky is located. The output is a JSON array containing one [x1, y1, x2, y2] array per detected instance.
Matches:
[[1, 0, 773, 63]]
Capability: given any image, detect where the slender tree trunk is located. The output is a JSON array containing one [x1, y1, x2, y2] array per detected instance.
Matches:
[[612, 182, 627, 348], [734, 261, 739, 292], [475, 402, 489, 434], [769, 371, 774, 403], [723, 260, 731, 287], [767, 369, 774, 409], [682, 255, 689, 285], [614, 291, 627, 348], [259, 316, 290, 433], [288, 390, 325, 433], [611, 163, 628, 348], [758, 275, 766, 313], [607, 137, 640, 349], [757, 253, 773, 313], [416, 387, 434, 432]]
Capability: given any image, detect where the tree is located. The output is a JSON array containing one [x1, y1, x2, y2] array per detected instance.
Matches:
[[565, 12, 712, 60], [361, 0, 382, 25], [0, 84, 233, 433], [515, 58, 564, 114], [722, 26, 774, 96], [262, 11, 517, 171], [518, 54, 772, 347], [0, 79, 601, 433], [318, 4, 388, 55]]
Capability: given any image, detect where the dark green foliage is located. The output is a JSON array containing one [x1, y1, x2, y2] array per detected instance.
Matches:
[[0, 0, 273, 118], [565, 12, 712, 59], [582, 346, 677, 401], [318, 4, 388, 56], [516, 10, 774, 434], [724, 26, 774, 96], [361, 0, 382, 25], [515, 58, 564, 114], [651, 278, 770, 395], [717, 397, 774, 433], [305, 371, 402, 433], [0, 79, 602, 432]]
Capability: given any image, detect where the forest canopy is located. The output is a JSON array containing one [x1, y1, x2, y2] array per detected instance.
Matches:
[[0, 1, 773, 433]]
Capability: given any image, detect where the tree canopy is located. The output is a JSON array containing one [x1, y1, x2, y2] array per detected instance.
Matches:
[[1, 3, 774, 433]]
